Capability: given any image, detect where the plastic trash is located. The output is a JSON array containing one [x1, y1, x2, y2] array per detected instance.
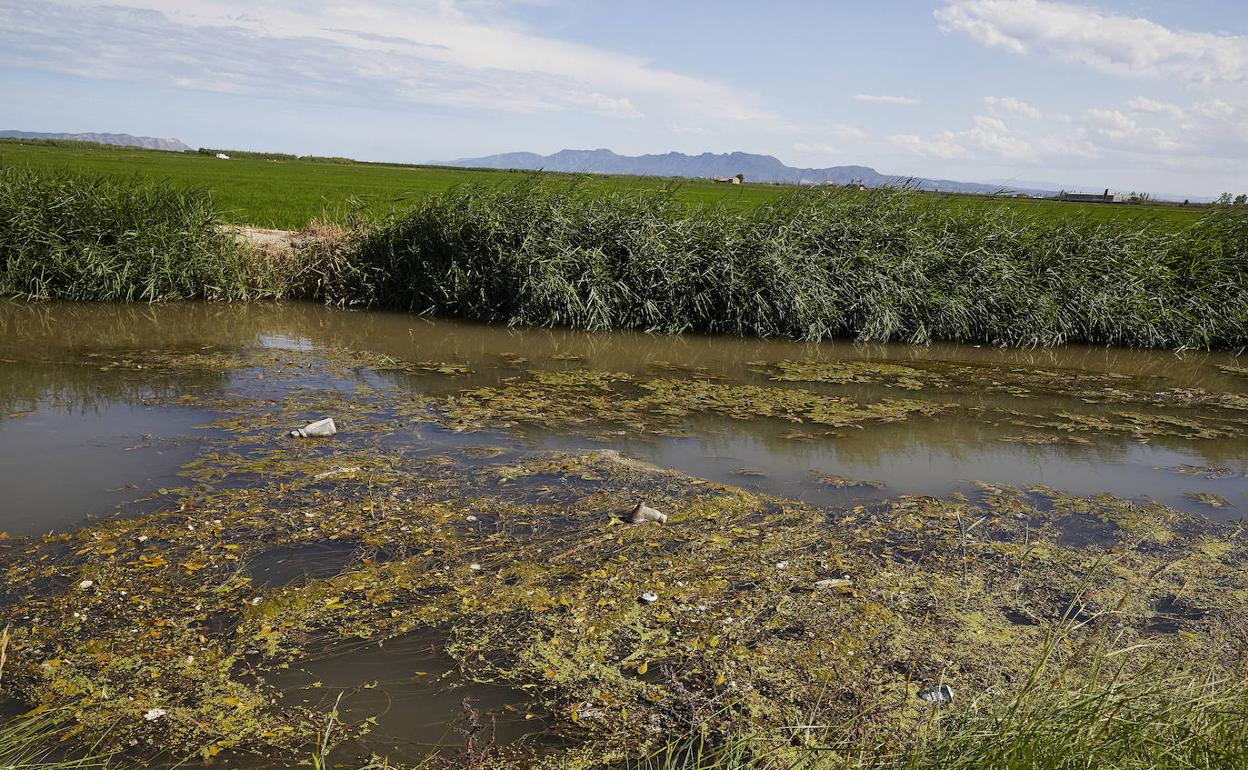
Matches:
[[917, 684, 954, 704], [815, 576, 852, 589], [639, 591, 659, 604], [290, 418, 337, 438], [630, 503, 667, 524], [312, 465, 360, 480]]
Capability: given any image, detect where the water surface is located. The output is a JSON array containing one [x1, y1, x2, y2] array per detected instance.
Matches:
[[3, 300, 1245, 538], [2, 299, 1247, 766]]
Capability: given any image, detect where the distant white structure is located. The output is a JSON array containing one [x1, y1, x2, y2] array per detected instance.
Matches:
[[215, 153, 230, 160], [1057, 188, 1126, 203], [712, 173, 744, 185]]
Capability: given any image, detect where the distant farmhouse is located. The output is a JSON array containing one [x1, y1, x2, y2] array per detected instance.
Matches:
[[1057, 188, 1126, 204], [712, 173, 745, 185]]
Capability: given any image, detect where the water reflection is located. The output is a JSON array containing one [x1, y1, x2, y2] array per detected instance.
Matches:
[[1, 298, 1245, 537]]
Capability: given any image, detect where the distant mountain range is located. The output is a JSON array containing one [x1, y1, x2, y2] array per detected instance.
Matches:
[[0, 130, 191, 152], [441, 148, 1060, 196]]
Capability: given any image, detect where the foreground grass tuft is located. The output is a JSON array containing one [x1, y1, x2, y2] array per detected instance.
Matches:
[[639, 663, 1248, 770], [0, 710, 110, 769]]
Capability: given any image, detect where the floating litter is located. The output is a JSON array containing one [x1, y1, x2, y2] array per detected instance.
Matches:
[[917, 684, 954, 704], [814, 576, 852, 589], [290, 417, 337, 438], [630, 503, 667, 524]]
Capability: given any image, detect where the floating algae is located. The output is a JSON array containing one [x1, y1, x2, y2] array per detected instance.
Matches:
[[3, 416, 1246, 767], [415, 369, 951, 435], [810, 472, 885, 490], [1184, 491, 1234, 508], [1160, 464, 1239, 479], [3, 325, 1248, 768]]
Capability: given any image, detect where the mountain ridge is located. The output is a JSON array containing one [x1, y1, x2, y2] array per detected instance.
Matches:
[[0, 130, 191, 152], [440, 148, 1057, 196]]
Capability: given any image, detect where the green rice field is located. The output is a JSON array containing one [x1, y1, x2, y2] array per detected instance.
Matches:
[[0, 139, 1204, 230]]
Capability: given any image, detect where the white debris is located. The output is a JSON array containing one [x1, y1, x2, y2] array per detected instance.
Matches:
[[639, 592, 659, 604], [78, 579, 94, 589], [917, 684, 954, 704], [144, 708, 167, 721], [630, 503, 667, 525], [814, 576, 853, 589], [313, 465, 361, 481], [290, 417, 337, 438]]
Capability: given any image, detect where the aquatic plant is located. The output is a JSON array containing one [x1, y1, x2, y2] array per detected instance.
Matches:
[[635, 661, 1248, 770], [340, 179, 1248, 349], [1, 343, 1247, 769], [0, 708, 111, 769], [4, 165, 1246, 349], [0, 166, 278, 301]]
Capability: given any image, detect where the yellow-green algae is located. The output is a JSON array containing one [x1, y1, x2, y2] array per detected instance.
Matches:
[[410, 369, 950, 435], [1, 346, 1247, 769]]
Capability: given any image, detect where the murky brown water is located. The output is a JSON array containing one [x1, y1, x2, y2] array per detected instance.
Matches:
[[3, 300, 1246, 538], [2, 299, 1247, 766]]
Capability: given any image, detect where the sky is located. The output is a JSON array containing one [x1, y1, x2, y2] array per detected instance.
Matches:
[[1, 0, 1245, 197]]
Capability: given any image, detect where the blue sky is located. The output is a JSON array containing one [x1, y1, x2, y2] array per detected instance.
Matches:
[[1, 0, 1245, 196]]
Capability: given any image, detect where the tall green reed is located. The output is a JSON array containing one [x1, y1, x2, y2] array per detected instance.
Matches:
[[342, 179, 1248, 349], [3, 166, 1245, 350], [0, 166, 278, 302]]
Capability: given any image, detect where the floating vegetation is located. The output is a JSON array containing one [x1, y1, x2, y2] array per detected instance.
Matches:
[[3, 336, 1248, 769], [1184, 491, 1234, 508], [1000, 432, 1093, 446], [810, 472, 885, 490], [494, 353, 529, 368], [1158, 464, 1239, 479], [413, 361, 473, 376], [3, 429, 1243, 768], [763, 360, 948, 390], [645, 360, 726, 380], [416, 369, 950, 435], [1008, 409, 1248, 441]]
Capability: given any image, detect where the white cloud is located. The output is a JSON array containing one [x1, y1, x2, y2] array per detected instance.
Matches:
[[793, 142, 842, 156], [668, 124, 707, 135], [983, 96, 1041, 119], [1125, 97, 1184, 121], [824, 123, 870, 140], [0, 0, 778, 124], [853, 94, 922, 106], [885, 92, 1248, 178], [889, 133, 969, 160], [891, 113, 1099, 163], [935, 0, 1248, 86], [1084, 108, 1181, 151]]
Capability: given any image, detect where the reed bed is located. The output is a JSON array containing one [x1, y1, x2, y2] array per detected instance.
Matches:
[[0, 166, 279, 302], [3, 167, 1246, 349], [345, 179, 1248, 349]]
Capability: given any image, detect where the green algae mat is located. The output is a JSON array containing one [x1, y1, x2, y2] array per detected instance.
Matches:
[[1, 302, 1247, 768]]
